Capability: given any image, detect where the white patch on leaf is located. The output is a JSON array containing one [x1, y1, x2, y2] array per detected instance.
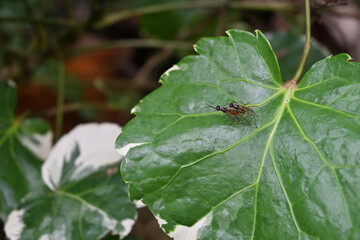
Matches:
[[42, 123, 122, 191], [38, 223, 66, 240], [133, 199, 146, 208], [155, 212, 212, 240], [163, 65, 179, 77], [116, 142, 144, 156], [120, 218, 136, 238], [130, 106, 138, 114], [154, 214, 167, 228], [85, 202, 135, 238], [19, 131, 52, 160], [4, 210, 25, 240]]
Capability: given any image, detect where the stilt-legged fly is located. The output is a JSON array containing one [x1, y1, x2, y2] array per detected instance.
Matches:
[[229, 102, 258, 127], [206, 103, 255, 127]]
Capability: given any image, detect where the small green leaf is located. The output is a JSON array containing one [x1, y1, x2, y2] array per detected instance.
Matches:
[[0, 81, 49, 220], [116, 30, 360, 239]]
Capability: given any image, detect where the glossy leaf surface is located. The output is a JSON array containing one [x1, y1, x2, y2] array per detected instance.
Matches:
[[10, 169, 134, 240], [116, 30, 360, 239], [5, 123, 136, 240], [0, 81, 49, 220]]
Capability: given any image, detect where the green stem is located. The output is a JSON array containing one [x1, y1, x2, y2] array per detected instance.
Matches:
[[291, 0, 311, 83], [0, 119, 20, 146], [0, 111, 30, 146], [0, 16, 77, 27], [55, 60, 65, 141], [25, 0, 48, 51], [42, 102, 118, 117], [68, 39, 192, 57], [95, 1, 298, 29]]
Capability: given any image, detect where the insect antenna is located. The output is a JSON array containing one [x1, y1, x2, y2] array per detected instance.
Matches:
[[204, 103, 216, 110]]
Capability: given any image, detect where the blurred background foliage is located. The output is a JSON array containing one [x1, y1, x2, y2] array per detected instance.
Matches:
[[0, 0, 359, 239]]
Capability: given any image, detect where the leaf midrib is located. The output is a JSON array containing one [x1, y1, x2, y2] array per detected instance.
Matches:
[[57, 190, 120, 234], [0, 120, 19, 146], [251, 88, 291, 239]]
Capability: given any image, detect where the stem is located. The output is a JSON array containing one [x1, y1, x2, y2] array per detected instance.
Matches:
[[0, 111, 30, 146], [67, 39, 192, 57], [134, 8, 218, 85], [55, 60, 65, 141], [0, 16, 77, 27], [0, 119, 21, 146], [41, 102, 118, 117], [95, 1, 298, 29], [25, 0, 48, 51], [290, 0, 311, 83]]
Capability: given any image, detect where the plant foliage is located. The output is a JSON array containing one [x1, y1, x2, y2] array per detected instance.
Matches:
[[0, 82, 136, 239], [116, 29, 360, 239]]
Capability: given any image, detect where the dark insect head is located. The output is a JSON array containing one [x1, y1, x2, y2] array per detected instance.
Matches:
[[205, 103, 226, 113]]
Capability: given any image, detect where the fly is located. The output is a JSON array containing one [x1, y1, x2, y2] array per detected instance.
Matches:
[[206, 103, 254, 127], [229, 101, 258, 127]]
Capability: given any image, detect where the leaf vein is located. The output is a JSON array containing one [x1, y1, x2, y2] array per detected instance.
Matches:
[[221, 78, 280, 90], [287, 105, 353, 228], [57, 190, 119, 226], [254, 40, 281, 87], [251, 90, 290, 239], [291, 166, 326, 206], [228, 34, 247, 80], [155, 120, 276, 193], [269, 143, 302, 236], [297, 76, 352, 91], [292, 97, 359, 118], [200, 53, 251, 101], [79, 203, 85, 239]]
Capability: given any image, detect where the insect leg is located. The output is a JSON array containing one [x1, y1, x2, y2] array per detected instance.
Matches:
[[243, 111, 257, 127], [238, 113, 252, 126], [252, 115, 257, 128]]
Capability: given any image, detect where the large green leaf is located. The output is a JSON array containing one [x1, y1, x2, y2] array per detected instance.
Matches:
[[0, 80, 49, 220], [116, 29, 360, 239], [5, 123, 137, 239]]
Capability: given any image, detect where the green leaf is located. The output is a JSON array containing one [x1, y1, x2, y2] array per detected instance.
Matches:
[[8, 169, 133, 240], [116, 29, 360, 239], [0, 80, 49, 220], [5, 123, 137, 239], [1, 81, 136, 238]]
